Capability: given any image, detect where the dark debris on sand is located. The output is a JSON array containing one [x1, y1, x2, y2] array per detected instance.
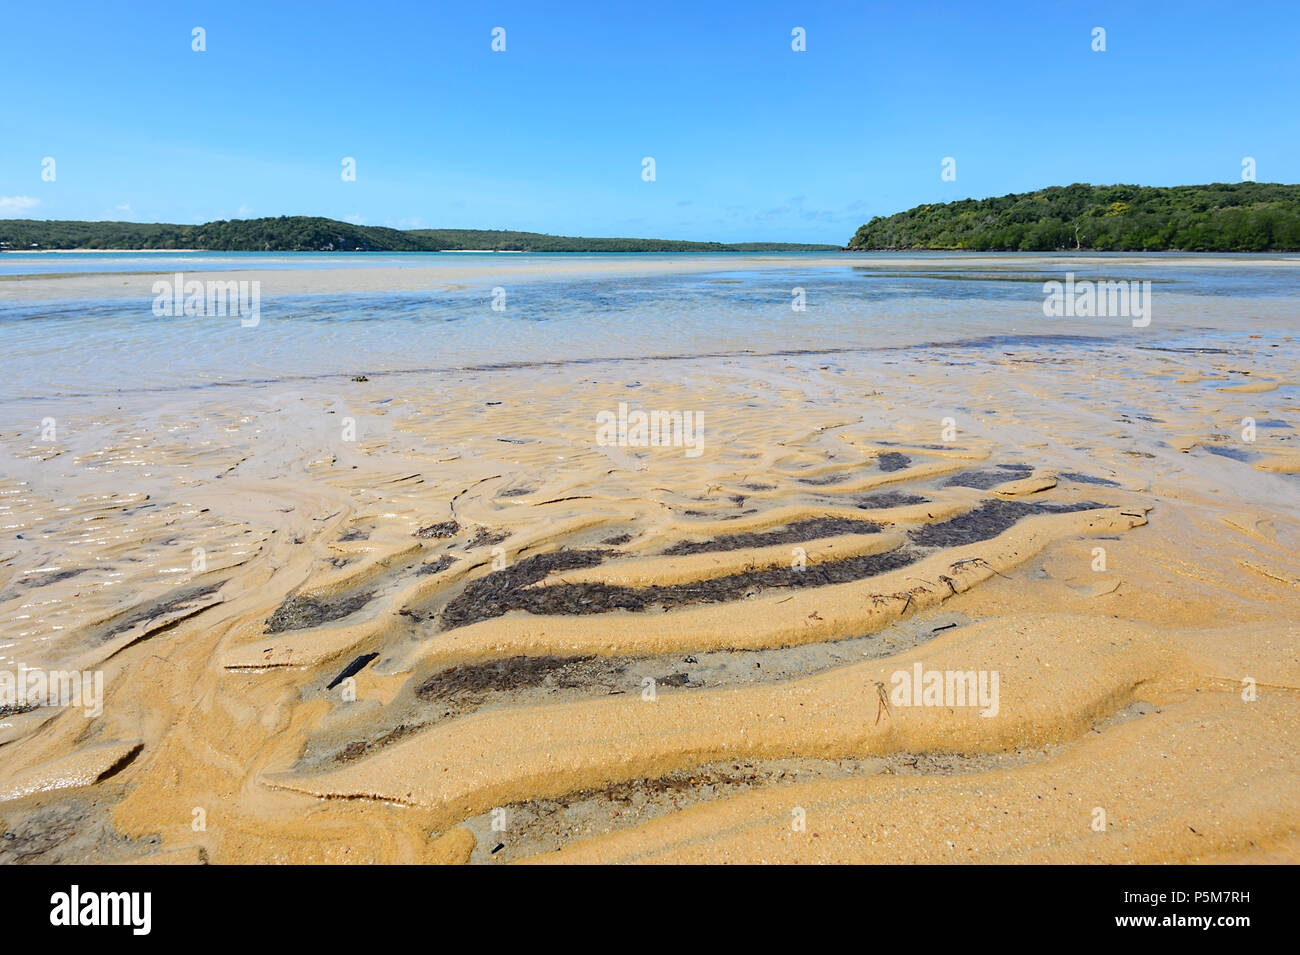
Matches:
[[265, 591, 374, 634], [439, 549, 613, 629], [326, 652, 379, 690], [798, 472, 851, 486], [417, 554, 458, 576], [439, 546, 920, 630], [464, 526, 510, 550], [908, 499, 1103, 548], [335, 723, 422, 763], [941, 464, 1032, 490], [853, 491, 928, 509], [876, 451, 912, 472], [414, 520, 459, 539], [1060, 471, 1121, 487], [662, 517, 881, 557], [330, 654, 636, 762], [100, 581, 226, 641], [0, 793, 147, 865], [426, 493, 1113, 631], [416, 654, 627, 705]]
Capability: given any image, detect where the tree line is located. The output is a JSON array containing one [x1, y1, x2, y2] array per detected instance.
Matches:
[[0, 216, 837, 253], [847, 182, 1300, 252]]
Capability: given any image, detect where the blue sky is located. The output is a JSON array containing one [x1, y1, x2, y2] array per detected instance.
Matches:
[[2, 1, 1297, 243]]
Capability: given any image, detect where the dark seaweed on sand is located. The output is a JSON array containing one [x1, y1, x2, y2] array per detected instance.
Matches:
[[941, 465, 1032, 490], [662, 517, 881, 557], [876, 451, 912, 472], [265, 591, 374, 633], [465, 526, 510, 550], [335, 723, 421, 763], [417, 554, 458, 576], [414, 520, 459, 539], [433, 498, 1111, 631], [1060, 471, 1121, 487], [798, 472, 851, 486], [854, 491, 928, 509], [439, 549, 612, 629], [100, 581, 226, 641], [416, 654, 622, 702], [439, 546, 919, 630], [908, 499, 1103, 548]]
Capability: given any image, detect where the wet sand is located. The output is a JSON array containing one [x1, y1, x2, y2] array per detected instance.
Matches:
[[1, 264, 1298, 864], [4, 252, 1300, 301]]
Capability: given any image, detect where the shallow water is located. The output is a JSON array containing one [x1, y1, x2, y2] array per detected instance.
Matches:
[[1, 252, 1296, 401]]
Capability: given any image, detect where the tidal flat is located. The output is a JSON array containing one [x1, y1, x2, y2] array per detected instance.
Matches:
[[1, 252, 1297, 863]]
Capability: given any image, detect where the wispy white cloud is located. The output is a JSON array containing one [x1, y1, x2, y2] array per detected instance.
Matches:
[[0, 196, 41, 213]]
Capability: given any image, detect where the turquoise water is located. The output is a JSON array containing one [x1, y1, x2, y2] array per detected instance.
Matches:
[[1, 253, 1297, 401]]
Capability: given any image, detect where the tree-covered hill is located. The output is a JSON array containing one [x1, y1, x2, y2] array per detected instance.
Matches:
[[846, 182, 1300, 252], [0, 216, 838, 252]]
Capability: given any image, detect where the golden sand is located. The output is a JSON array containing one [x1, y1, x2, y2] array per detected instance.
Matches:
[[0, 321, 1297, 864]]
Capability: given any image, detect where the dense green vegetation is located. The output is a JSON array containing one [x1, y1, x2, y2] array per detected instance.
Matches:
[[12, 186, 1294, 253], [0, 216, 837, 252], [847, 183, 1300, 252]]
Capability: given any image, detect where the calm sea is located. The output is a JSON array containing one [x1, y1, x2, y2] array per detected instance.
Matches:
[[1, 252, 1296, 401]]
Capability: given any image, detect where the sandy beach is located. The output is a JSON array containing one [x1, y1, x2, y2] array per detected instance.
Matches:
[[0, 254, 1297, 864]]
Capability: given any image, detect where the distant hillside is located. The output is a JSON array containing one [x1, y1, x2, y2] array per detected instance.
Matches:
[[847, 182, 1300, 252], [0, 216, 838, 253]]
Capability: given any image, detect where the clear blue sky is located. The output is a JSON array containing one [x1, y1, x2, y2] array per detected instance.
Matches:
[[2, 1, 1297, 243]]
